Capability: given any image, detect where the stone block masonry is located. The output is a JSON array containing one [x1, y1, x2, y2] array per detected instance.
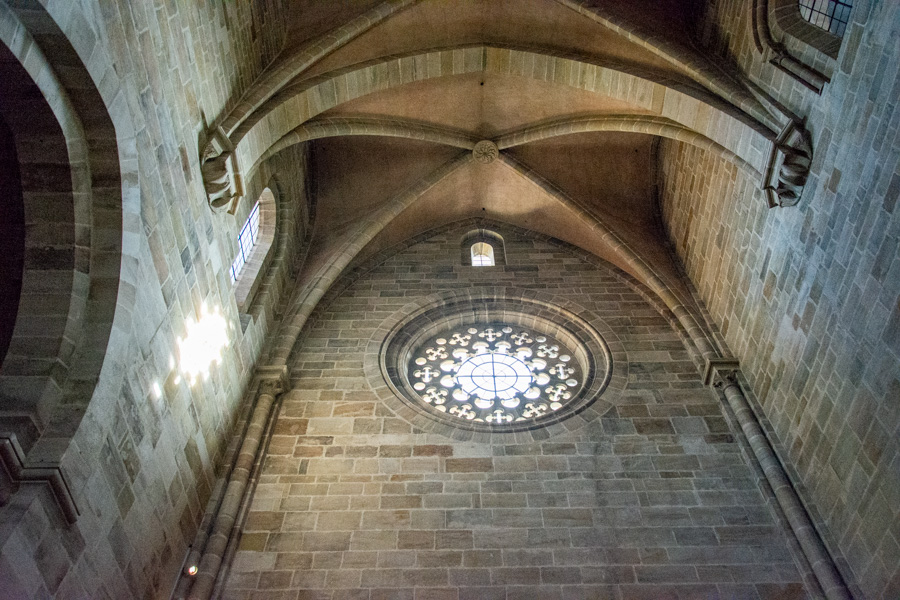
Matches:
[[662, 4, 900, 597], [225, 223, 809, 599], [0, 1, 301, 598]]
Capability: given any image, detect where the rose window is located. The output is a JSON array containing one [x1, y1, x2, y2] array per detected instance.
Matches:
[[407, 324, 582, 425]]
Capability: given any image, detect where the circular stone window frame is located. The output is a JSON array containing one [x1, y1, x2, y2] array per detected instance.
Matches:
[[364, 289, 629, 442]]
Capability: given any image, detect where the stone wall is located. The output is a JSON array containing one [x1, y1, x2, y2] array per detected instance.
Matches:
[[0, 1, 308, 597], [226, 223, 809, 599], [659, 6, 900, 596]]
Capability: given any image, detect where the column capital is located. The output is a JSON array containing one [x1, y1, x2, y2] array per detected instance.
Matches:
[[254, 365, 290, 397], [702, 358, 740, 387]]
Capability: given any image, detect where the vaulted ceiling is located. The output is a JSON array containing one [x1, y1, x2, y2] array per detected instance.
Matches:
[[208, 0, 783, 363]]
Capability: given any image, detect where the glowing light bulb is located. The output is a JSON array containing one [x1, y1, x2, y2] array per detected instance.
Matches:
[[187, 565, 198, 576]]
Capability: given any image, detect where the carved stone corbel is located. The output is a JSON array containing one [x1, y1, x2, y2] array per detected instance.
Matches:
[[763, 120, 813, 208], [200, 127, 244, 213]]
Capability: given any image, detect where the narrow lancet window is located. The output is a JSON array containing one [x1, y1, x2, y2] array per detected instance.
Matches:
[[231, 200, 260, 283]]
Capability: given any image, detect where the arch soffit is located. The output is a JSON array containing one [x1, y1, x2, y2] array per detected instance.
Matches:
[[211, 0, 784, 147], [551, 0, 782, 132], [212, 0, 422, 142], [0, 42, 77, 437], [0, 2, 133, 476], [235, 46, 776, 185]]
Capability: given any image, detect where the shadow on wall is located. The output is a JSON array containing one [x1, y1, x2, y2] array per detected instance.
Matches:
[[0, 115, 23, 369]]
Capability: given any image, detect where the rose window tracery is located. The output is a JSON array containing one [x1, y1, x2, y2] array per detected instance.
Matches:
[[407, 324, 582, 425]]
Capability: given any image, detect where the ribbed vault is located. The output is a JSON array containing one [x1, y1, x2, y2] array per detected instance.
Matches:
[[197, 0, 803, 369]]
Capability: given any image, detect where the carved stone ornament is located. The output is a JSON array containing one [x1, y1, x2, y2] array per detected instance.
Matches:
[[472, 140, 499, 164], [200, 126, 244, 212], [763, 121, 813, 208], [255, 365, 290, 397], [712, 370, 740, 391], [258, 378, 284, 397], [702, 358, 740, 386]]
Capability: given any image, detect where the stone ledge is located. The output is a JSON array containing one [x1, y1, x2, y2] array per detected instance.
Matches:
[[0, 433, 78, 524]]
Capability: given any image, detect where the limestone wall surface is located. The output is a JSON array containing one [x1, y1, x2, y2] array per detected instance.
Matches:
[[0, 1, 307, 598], [660, 5, 900, 597], [226, 223, 809, 599]]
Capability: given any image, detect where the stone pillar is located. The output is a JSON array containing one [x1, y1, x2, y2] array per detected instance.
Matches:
[[179, 366, 288, 600], [713, 369, 853, 600]]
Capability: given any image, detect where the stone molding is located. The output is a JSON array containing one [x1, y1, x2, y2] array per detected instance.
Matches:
[[213, 1, 420, 141], [553, 0, 782, 132], [255, 112, 777, 212], [708, 367, 853, 600], [199, 1, 420, 210], [702, 357, 740, 385], [0, 0, 127, 471], [175, 365, 288, 600], [251, 116, 478, 177], [0, 433, 78, 524], [496, 115, 762, 180]]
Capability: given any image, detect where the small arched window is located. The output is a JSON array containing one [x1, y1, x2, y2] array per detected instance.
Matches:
[[470, 242, 495, 266], [798, 0, 852, 37], [232, 187, 276, 311], [461, 229, 506, 267]]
